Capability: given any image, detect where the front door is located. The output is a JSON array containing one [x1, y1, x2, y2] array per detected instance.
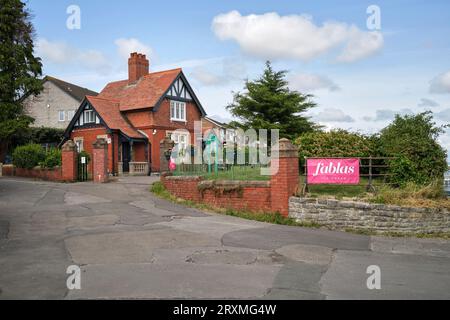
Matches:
[[122, 142, 130, 172]]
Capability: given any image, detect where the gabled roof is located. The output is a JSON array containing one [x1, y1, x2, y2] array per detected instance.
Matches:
[[203, 116, 228, 128], [97, 69, 206, 115], [84, 96, 145, 139], [45, 76, 98, 102], [99, 69, 181, 111]]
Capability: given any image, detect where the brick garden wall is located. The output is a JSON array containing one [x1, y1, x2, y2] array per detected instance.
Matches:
[[289, 197, 450, 234], [161, 175, 272, 213], [1, 165, 62, 181]]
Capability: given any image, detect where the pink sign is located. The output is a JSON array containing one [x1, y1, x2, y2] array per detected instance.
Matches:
[[169, 159, 176, 171], [307, 158, 360, 185]]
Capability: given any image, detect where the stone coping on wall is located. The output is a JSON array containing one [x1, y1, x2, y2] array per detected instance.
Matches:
[[290, 197, 447, 214], [289, 197, 450, 234]]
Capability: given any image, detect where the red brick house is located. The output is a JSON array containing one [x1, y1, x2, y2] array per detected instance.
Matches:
[[62, 52, 206, 175]]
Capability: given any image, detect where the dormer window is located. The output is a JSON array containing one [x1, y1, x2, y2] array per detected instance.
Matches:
[[170, 100, 186, 122]]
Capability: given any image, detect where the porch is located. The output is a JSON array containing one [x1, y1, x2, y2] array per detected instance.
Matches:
[[118, 137, 150, 176]]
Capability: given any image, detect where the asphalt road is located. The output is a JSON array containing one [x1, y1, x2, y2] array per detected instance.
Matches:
[[1, 176, 450, 299]]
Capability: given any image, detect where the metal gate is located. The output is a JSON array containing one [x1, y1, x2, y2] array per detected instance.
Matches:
[[77, 154, 89, 182]]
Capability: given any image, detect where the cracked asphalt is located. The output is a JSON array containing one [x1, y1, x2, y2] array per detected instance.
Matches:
[[1, 176, 450, 299]]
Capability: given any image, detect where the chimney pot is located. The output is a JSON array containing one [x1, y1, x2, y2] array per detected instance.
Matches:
[[128, 52, 150, 84]]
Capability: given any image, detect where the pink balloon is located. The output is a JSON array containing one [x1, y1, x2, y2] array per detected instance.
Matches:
[[169, 160, 176, 171]]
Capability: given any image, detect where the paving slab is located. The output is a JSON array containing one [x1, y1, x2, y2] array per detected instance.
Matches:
[[223, 224, 371, 251], [320, 250, 450, 299], [65, 228, 221, 265], [67, 262, 281, 299]]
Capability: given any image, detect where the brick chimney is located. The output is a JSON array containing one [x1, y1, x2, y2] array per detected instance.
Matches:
[[128, 52, 149, 84]]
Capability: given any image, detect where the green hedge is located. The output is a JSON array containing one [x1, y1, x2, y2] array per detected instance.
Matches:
[[12, 144, 46, 169], [40, 148, 62, 169], [12, 144, 62, 169]]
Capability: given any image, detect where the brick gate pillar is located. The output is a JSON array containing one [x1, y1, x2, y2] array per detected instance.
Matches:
[[270, 138, 299, 216], [160, 137, 175, 173], [61, 140, 78, 182], [92, 138, 108, 183]]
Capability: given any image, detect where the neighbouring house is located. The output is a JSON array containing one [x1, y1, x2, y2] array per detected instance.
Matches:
[[202, 116, 236, 145], [62, 52, 206, 175], [22, 76, 98, 129]]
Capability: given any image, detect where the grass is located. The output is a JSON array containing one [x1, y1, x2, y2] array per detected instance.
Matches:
[[370, 181, 450, 209], [173, 164, 270, 181]]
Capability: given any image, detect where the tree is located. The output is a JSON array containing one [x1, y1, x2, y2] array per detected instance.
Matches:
[[226, 61, 318, 141], [0, 0, 43, 162], [379, 111, 448, 185]]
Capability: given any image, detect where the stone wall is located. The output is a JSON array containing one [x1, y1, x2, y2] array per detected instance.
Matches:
[[289, 197, 450, 234], [161, 175, 272, 213]]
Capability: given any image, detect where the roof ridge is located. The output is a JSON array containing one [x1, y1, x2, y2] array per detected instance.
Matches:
[[86, 95, 119, 103]]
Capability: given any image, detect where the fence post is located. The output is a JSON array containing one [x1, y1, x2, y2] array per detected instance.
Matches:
[[270, 138, 299, 216], [61, 140, 78, 182], [366, 156, 375, 192], [92, 138, 108, 183]]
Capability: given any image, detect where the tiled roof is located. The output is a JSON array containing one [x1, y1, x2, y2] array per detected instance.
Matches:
[[85, 96, 145, 139], [46, 76, 98, 102], [98, 68, 182, 112]]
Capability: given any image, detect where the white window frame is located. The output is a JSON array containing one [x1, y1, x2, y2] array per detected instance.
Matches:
[[58, 110, 65, 122], [168, 131, 190, 153], [74, 138, 84, 152], [84, 110, 95, 123], [68, 110, 76, 121], [170, 100, 186, 122]]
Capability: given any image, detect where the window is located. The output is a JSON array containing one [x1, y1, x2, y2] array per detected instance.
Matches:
[[68, 110, 76, 121], [74, 139, 83, 152], [169, 131, 190, 153], [58, 111, 65, 122], [84, 110, 95, 123], [170, 100, 186, 121]]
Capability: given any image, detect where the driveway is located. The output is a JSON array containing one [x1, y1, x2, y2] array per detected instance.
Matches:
[[1, 176, 450, 299]]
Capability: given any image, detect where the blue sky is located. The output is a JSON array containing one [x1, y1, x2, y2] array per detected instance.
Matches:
[[28, 0, 450, 151]]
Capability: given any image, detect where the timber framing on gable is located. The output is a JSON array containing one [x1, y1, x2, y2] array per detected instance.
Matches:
[[154, 71, 206, 116]]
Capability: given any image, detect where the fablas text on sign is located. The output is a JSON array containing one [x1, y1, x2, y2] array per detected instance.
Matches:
[[307, 158, 360, 185]]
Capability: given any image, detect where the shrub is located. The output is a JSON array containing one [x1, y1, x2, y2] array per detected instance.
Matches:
[[388, 156, 422, 187], [294, 129, 376, 172], [379, 112, 448, 186], [40, 148, 62, 169], [295, 129, 376, 158], [12, 144, 45, 169]]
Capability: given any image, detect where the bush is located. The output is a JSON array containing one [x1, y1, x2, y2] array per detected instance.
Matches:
[[12, 144, 45, 169], [295, 129, 376, 158], [40, 148, 62, 169], [294, 129, 376, 172], [379, 112, 448, 186]]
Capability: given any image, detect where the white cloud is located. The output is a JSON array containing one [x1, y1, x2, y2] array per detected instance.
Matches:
[[212, 11, 383, 62], [418, 98, 439, 108], [114, 38, 153, 60], [362, 108, 413, 122], [190, 58, 247, 86], [289, 73, 339, 92], [313, 108, 354, 122], [430, 70, 450, 94], [434, 109, 450, 121], [36, 38, 110, 75], [336, 29, 383, 62]]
